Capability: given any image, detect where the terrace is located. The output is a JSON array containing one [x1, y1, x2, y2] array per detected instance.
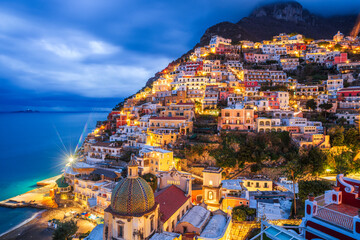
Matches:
[[313, 203, 358, 232]]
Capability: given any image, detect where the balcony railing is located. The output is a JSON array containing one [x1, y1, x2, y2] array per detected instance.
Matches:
[[314, 205, 354, 231]]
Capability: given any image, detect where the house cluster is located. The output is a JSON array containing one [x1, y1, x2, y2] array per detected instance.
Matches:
[[55, 31, 360, 240]]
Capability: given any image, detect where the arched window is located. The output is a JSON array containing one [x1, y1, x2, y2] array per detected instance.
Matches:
[[208, 191, 214, 200]]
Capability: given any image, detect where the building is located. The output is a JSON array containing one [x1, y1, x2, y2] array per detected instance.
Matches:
[[280, 57, 299, 70], [103, 160, 160, 240], [333, 31, 345, 42], [171, 76, 216, 91], [326, 75, 343, 95], [135, 146, 174, 175], [155, 184, 192, 233], [244, 53, 270, 63], [244, 69, 287, 86], [302, 174, 360, 240], [337, 87, 360, 109], [175, 206, 232, 240], [292, 134, 331, 150], [218, 104, 255, 131], [296, 85, 319, 98], [242, 178, 273, 191], [202, 167, 223, 211], [149, 117, 193, 135], [209, 35, 231, 51], [86, 142, 122, 163]]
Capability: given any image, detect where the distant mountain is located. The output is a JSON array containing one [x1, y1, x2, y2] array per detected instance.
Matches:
[[119, 1, 359, 105], [199, 1, 358, 45]]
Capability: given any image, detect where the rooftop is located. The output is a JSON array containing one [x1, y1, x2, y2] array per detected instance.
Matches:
[[180, 205, 210, 228], [155, 185, 190, 223], [203, 167, 222, 173], [150, 232, 181, 240]]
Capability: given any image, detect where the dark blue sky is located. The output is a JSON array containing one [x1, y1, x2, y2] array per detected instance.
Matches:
[[0, 0, 359, 111]]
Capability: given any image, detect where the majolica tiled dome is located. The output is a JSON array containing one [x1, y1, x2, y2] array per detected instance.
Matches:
[[110, 176, 155, 216]]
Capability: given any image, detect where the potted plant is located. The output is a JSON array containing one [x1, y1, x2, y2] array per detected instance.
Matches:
[[308, 193, 315, 201]]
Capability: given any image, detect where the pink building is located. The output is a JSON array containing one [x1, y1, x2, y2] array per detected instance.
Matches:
[[218, 105, 255, 130], [244, 53, 270, 63], [334, 53, 348, 65]]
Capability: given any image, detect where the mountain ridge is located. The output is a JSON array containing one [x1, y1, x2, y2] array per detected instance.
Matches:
[[199, 1, 358, 45]]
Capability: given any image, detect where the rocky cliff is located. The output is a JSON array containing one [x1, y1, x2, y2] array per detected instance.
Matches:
[[199, 1, 358, 45]]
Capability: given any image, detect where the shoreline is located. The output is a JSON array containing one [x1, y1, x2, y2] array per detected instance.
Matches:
[[0, 174, 61, 237], [0, 209, 46, 238], [0, 174, 62, 209]]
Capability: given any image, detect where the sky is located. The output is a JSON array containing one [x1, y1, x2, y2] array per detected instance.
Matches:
[[0, 0, 359, 111]]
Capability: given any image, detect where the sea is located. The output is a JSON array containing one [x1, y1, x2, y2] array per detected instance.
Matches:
[[0, 111, 108, 235]]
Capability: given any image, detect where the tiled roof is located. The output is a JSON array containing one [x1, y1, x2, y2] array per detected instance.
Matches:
[[155, 185, 189, 223]]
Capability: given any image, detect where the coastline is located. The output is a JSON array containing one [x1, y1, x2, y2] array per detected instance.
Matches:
[[0, 174, 61, 238], [0, 209, 46, 238]]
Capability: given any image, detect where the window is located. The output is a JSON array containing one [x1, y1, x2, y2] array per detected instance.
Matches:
[[209, 180, 213, 186], [264, 183, 268, 188], [208, 191, 214, 200], [247, 182, 251, 187], [151, 218, 154, 232], [117, 225, 124, 238], [256, 182, 260, 188]]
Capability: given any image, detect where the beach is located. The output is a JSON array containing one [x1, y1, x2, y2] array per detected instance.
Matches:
[[0, 112, 107, 237], [0, 206, 96, 240], [0, 171, 98, 239]]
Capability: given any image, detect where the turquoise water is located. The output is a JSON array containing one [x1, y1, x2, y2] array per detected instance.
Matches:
[[0, 112, 108, 235]]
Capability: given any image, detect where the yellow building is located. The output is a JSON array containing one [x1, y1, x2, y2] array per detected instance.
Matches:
[[149, 116, 193, 135], [202, 167, 223, 211], [147, 128, 178, 147], [293, 134, 331, 150], [242, 178, 273, 191], [136, 146, 174, 175], [159, 103, 195, 121]]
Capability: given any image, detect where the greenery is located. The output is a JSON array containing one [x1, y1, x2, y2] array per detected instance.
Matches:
[[53, 220, 78, 240], [305, 99, 317, 111], [142, 173, 157, 191], [79, 231, 91, 240], [210, 132, 297, 168], [298, 180, 333, 203], [289, 63, 337, 83], [232, 205, 256, 221]]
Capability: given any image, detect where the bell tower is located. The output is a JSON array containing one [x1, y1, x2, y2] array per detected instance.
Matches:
[[202, 167, 222, 211], [128, 154, 139, 178]]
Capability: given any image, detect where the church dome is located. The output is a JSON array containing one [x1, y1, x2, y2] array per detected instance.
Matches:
[[110, 176, 155, 216]]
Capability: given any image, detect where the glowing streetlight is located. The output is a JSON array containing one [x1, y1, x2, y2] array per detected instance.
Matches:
[[68, 156, 74, 163]]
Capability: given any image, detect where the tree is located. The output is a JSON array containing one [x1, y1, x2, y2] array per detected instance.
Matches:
[[305, 99, 317, 111], [300, 147, 327, 177], [53, 220, 78, 240], [328, 126, 345, 146], [284, 152, 303, 217], [344, 128, 360, 150], [334, 43, 342, 51], [319, 103, 332, 111], [298, 180, 332, 203], [232, 205, 256, 221]]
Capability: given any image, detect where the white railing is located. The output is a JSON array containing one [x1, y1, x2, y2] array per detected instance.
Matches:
[[314, 194, 325, 206], [314, 205, 354, 231]]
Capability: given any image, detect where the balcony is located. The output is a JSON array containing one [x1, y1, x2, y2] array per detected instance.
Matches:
[[314, 204, 357, 232]]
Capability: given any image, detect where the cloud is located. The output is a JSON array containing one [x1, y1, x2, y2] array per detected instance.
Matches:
[[0, 7, 171, 104], [0, 0, 359, 111]]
